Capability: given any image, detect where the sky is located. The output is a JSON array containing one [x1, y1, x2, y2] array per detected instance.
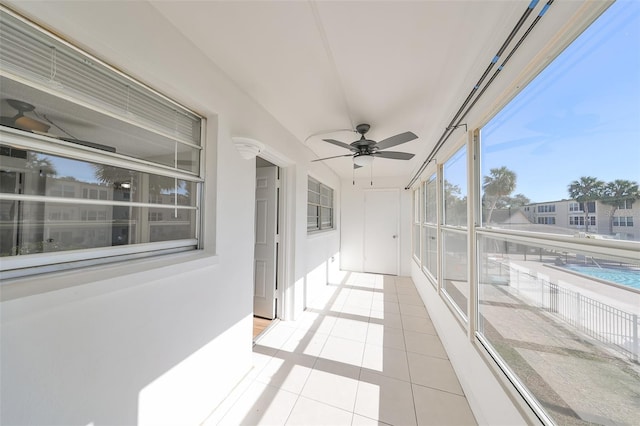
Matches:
[[481, 0, 640, 203]]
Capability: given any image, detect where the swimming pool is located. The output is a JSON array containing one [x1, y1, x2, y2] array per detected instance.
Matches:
[[563, 264, 640, 290]]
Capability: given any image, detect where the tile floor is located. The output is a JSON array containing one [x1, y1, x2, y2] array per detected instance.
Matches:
[[203, 272, 477, 426]]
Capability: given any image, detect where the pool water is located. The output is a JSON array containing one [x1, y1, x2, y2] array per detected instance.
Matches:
[[563, 264, 640, 290]]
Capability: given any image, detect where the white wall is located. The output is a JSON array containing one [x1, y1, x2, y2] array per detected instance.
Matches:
[[340, 177, 412, 276], [0, 2, 340, 425]]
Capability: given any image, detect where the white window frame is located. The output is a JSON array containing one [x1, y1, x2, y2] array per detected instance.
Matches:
[[0, 8, 205, 279], [307, 176, 334, 233]]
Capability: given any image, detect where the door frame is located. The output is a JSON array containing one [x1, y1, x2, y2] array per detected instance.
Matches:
[[363, 188, 400, 276], [254, 148, 294, 321]]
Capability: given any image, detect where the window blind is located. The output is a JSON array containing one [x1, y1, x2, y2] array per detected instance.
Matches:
[[0, 8, 201, 147]]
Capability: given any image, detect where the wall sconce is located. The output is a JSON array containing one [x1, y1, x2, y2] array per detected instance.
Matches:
[[232, 137, 265, 160]]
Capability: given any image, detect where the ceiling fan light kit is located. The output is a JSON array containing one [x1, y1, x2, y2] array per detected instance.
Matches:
[[353, 153, 374, 167], [312, 123, 417, 168]]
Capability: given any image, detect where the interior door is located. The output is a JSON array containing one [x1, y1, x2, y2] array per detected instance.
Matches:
[[364, 189, 399, 275], [254, 165, 278, 319]]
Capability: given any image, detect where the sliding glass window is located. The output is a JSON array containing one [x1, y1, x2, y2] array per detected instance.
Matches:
[[0, 9, 203, 277], [477, 2, 640, 424], [442, 146, 468, 318], [422, 174, 438, 285]]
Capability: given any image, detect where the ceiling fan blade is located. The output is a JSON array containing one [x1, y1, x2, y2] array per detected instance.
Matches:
[[374, 131, 418, 150], [373, 151, 415, 160], [322, 138, 356, 151], [311, 154, 353, 162]]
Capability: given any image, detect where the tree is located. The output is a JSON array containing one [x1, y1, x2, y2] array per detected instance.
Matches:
[[482, 166, 517, 224], [600, 179, 639, 235], [567, 176, 605, 233]]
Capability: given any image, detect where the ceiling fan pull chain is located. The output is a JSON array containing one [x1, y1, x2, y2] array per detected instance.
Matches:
[[370, 162, 373, 186]]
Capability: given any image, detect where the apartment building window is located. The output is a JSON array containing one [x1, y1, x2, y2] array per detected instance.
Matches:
[[477, 2, 639, 424], [537, 204, 556, 213], [618, 200, 634, 210], [0, 9, 203, 276], [613, 216, 634, 227], [307, 177, 333, 232], [537, 217, 556, 225]]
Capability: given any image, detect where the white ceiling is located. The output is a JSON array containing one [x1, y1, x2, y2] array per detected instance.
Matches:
[[146, 1, 603, 181]]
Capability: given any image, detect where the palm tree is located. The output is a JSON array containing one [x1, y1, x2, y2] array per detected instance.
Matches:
[[482, 166, 517, 224], [601, 179, 639, 235], [567, 176, 605, 233]]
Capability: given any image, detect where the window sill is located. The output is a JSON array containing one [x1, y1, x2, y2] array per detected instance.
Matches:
[[307, 228, 338, 240], [0, 251, 219, 302]]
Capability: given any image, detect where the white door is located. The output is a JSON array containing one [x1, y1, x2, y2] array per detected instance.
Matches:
[[364, 189, 399, 275], [254, 165, 278, 319]]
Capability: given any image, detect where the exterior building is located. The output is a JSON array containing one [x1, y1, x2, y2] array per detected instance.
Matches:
[[521, 199, 639, 241]]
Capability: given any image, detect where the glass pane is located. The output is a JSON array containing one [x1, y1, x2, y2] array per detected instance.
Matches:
[[413, 224, 420, 258], [308, 190, 320, 205], [443, 147, 467, 227], [0, 200, 195, 256], [0, 145, 197, 207], [308, 178, 320, 193], [425, 174, 437, 224], [320, 207, 332, 228], [478, 234, 640, 424], [442, 230, 468, 316], [1, 76, 200, 172], [422, 225, 438, 281], [480, 1, 639, 240]]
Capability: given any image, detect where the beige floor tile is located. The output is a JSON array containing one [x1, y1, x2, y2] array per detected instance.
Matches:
[[404, 330, 448, 359], [362, 344, 410, 382], [255, 350, 315, 394], [247, 345, 278, 380], [319, 335, 365, 367], [217, 382, 298, 426], [354, 370, 417, 426], [407, 352, 463, 395], [401, 315, 437, 335], [366, 323, 406, 350], [331, 317, 369, 342], [256, 323, 299, 350], [371, 312, 403, 329], [412, 384, 477, 425], [286, 396, 353, 425], [351, 414, 391, 425], [397, 293, 426, 306], [381, 301, 400, 314], [399, 304, 429, 318], [301, 367, 360, 412], [280, 328, 329, 357]]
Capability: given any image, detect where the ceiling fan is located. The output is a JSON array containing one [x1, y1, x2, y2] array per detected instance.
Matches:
[[312, 123, 417, 168], [0, 98, 115, 152]]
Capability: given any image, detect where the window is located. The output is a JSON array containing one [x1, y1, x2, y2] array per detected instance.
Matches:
[[537, 217, 556, 225], [307, 177, 333, 232], [613, 216, 634, 227], [619, 200, 634, 210], [478, 2, 639, 425], [537, 204, 556, 213], [413, 188, 420, 260], [0, 9, 203, 275], [442, 146, 468, 318], [421, 174, 438, 283]]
